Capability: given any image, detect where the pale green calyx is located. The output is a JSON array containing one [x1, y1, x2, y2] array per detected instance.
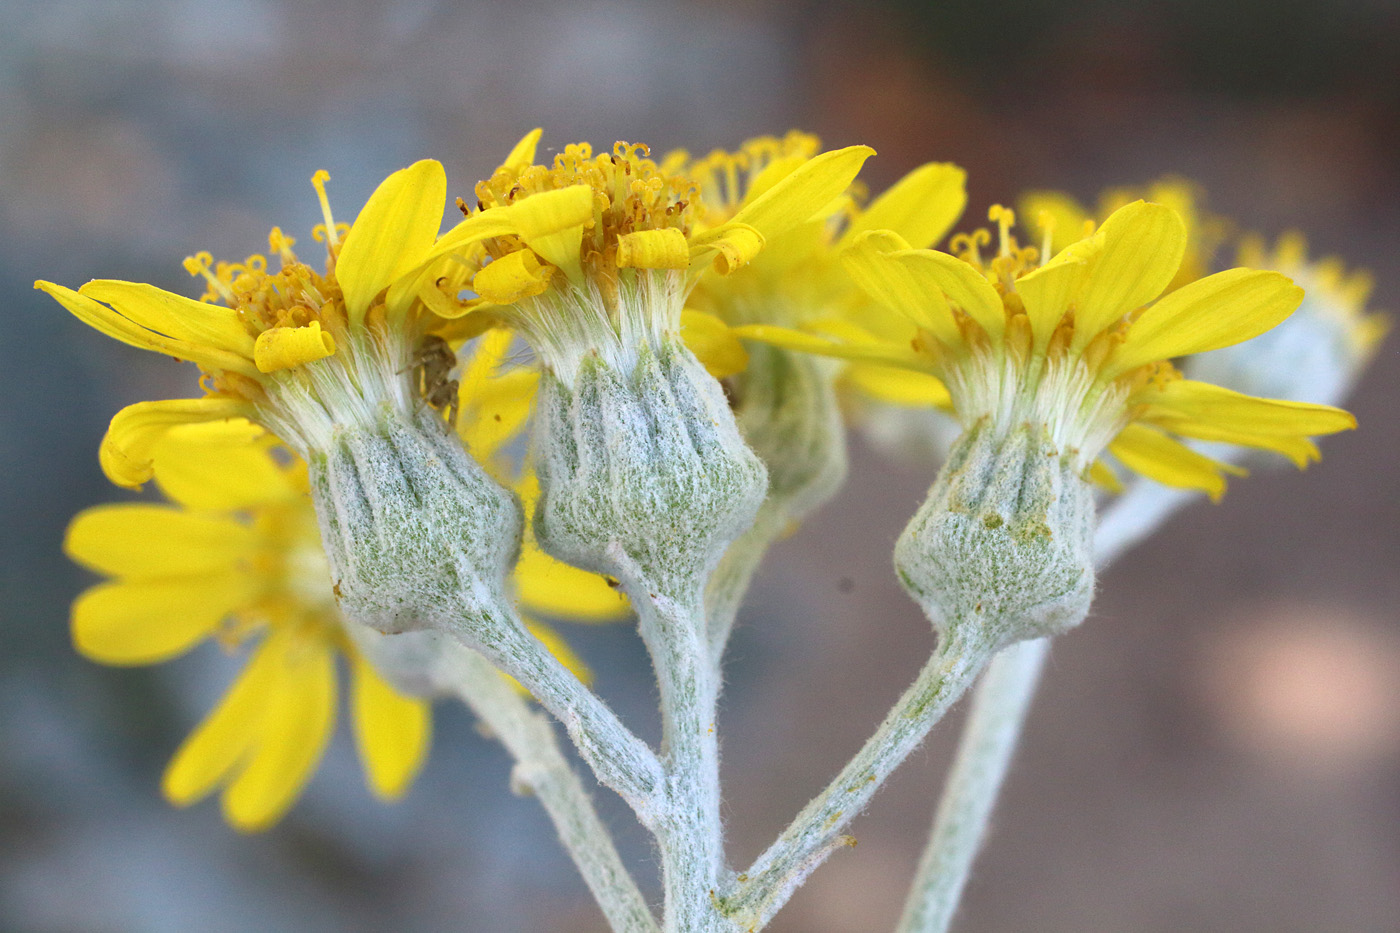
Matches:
[[309, 403, 521, 637], [533, 338, 768, 600], [896, 418, 1095, 649]]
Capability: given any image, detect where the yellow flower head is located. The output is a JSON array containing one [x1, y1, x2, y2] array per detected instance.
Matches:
[[64, 414, 617, 832], [36, 158, 591, 484], [749, 200, 1357, 498], [420, 129, 874, 385]]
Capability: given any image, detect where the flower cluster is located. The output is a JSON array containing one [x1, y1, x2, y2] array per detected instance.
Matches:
[[41, 131, 1372, 844]]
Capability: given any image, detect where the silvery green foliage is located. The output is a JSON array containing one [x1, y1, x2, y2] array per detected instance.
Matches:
[[533, 339, 768, 600], [731, 344, 846, 526], [309, 403, 522, 637], [896, 418, 1096, 649]]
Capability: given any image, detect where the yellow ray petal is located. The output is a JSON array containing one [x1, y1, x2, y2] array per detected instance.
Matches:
[[71, 572, 259, 665], [65, 504, 256, 578], [514, 539, 630, 621], [100, 397, 254, 489], [1139, 379, 1357, 438], [895, 249, 1005, 340], [1106, 269, 1303, 377], [459, 369, 537, 465], [731, 323, 933, 373], [1014, 259, 1086, 350], [841, 231, 960, 345], [80, 280, 256, 357], [840, 162, 968, 250], [150, 420, 298, 510], [501, 128, 543, 173], [351, 652, 431, 800], [222, 636, 337, 832], [696, 146, 876, 272], [1108, 423, 1242, 501], [36, 281, 260, 377], [1072, 201, 1186, 349], [842, 362, 952, 408], [338, 159, 447, 327], [163, 636, 283, 806], [681, 309, 749, 379], [617, 228, 691, 270], [472, 249, 553, 304], [253, 321, 337, 373]]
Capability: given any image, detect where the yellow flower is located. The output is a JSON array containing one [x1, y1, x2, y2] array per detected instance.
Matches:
[[679, 131, 967, 402], [65, 418, 615, 831], [739, 201, 1357, 499], [63, 331, 623, 831], [416, 129, 874, 385], [36, 156, 592, 482]]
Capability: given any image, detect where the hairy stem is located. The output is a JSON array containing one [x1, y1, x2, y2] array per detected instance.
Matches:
[[725, 628, 992, 930], [439, 646, 659, 933]]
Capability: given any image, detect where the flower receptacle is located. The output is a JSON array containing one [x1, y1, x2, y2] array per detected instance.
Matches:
[[309, 403, 522, 637], [896, 419, 1095, 650], [532, 339, 768, 602]]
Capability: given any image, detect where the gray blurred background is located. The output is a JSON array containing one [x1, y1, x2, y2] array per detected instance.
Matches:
[[3, 1, 1399, 930]]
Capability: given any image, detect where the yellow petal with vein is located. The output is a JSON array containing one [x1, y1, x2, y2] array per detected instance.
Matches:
[[896, 249, 1005, 339], [71, 572, 258, 665], [65, 504, 256, 578], [1014, 260, 1086, 348], [36, 281, 260, 377], [163, 636, 282, 806], [253, 321, 336, 373], [840, 162, 967, 250], [101, 398, 254, 489], [618, 228, 691, 270], [841, 232, 960, 345], [843, 362, 951, 407], [1072, 201, 1186, 349], [222, 636, 336, 832], [682, 309, 749, 379], [1109, 423, 1239, 500], [80, 280, 256, 357], [151, 420, 297, 511], [514, 539, 630, 621], [338, 159, 447, 327], [1140, 379, 1356, 438], [724, 145, 874, 242], [473, 250, 552, 304], [1107, 269, 1303, 377], [351, 652, 431, 800]]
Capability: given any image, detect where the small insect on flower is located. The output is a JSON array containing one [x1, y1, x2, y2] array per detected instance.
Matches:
[[410, 334, 461, 426]]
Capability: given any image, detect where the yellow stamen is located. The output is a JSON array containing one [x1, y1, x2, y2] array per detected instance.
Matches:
[[268, 227, 298, 266], [183, 252, 236, 304], [989, 204, 1016, 258], [310, 170, 339, 251]]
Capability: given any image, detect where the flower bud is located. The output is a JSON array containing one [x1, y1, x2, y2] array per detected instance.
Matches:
[[533, 339, 768, 599], [732, 344, 846, 526], [310, 404, 521, 636], [895, 419, 1095, 650]]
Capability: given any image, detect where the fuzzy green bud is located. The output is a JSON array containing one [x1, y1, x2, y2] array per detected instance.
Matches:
[[309, 404, 521, 637], [533, 339, 768, 599], [895, 418, 1095, 650]]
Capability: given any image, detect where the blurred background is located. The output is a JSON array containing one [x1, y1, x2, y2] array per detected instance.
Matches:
[[3, 0, 1399, 930]]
